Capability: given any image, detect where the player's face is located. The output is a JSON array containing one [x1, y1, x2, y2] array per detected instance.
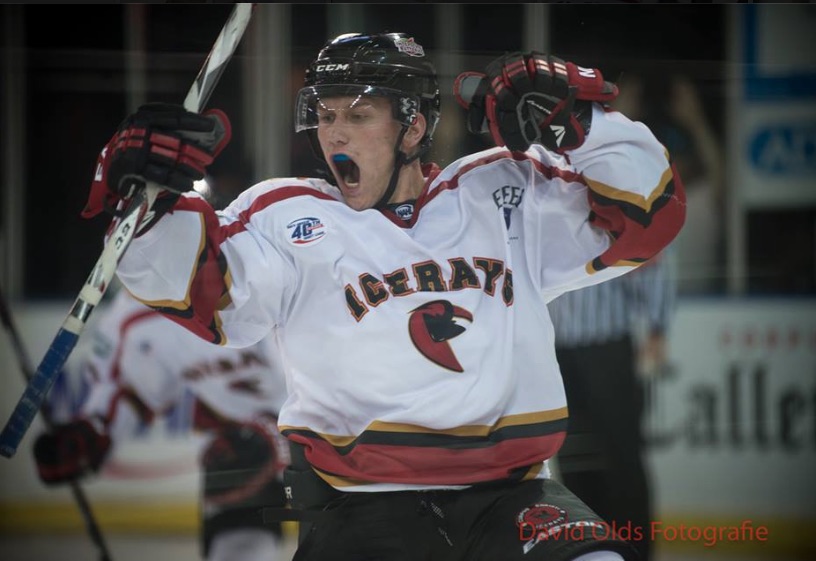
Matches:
[[316, 95, 403, 211]]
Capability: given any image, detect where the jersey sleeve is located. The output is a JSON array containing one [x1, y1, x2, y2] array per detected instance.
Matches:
[[116, 183, 299, 347], [574, 105, 686, 271], [528, 104, 686, 299]]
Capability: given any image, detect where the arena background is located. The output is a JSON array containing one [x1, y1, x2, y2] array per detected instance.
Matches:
[[1, 3, 814, 561]]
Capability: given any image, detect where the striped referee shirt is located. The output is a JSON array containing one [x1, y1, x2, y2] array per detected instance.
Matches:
[[548, 252, 675, 348]]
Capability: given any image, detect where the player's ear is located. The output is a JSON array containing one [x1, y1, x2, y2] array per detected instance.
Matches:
[[402, 113, 427, 151]]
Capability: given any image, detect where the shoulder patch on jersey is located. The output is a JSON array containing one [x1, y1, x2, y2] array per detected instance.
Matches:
[[286, 216, 328, 246]]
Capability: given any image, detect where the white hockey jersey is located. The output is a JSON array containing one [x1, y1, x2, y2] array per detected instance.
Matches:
[[117, 105, 685, 491], [76, 288, 288, 439]]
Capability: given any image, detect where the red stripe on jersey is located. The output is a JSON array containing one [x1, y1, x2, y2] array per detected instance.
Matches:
[[102, 456, 195, 479], [288, 431, 565, 486], [112, 387, 156, 426], [422, 150, 585, 210], [589, 161, 686, 270], [187, 207, 231, 343], [514, 151, 585, 184], [112, 309, 160, 382], [224, 187, 338, 241], [103, 388, 125, 427], [135, 198, 228, 343], [174, 186, 337, 241], [97, 309, 159, 428]]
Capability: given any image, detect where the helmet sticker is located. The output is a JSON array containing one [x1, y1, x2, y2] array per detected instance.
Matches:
[[394, 37, 425, 57], [400, 97, 418, 120]]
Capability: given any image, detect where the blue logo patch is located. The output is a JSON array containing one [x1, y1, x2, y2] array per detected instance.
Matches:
[[749, 123, 816, 175], [287, 217, 327, 245], [394, 203, 414, 221]]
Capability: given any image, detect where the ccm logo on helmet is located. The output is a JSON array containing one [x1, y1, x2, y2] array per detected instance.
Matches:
[[315, 63, 350, 72]]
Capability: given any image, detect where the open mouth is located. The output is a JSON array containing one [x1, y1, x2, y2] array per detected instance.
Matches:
[[332, 154, 360, 187]]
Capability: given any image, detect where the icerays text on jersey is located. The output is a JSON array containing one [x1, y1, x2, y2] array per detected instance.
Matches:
[[344, 256, 514, 321]]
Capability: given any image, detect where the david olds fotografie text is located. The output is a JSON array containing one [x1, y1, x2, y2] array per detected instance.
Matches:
[[519, 520, 769, 548]]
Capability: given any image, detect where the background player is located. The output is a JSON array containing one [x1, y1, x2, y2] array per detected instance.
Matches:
[[33, 287, 291, 561]]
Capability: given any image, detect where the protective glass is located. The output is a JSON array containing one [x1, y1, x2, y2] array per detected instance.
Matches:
[[295, 84, 420, 132]]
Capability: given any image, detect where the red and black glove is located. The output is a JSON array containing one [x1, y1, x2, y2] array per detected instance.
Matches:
[[33, 419, 112, 485], [454, 52, 618, 153], [83, 102, 231, 219], [202, 416, 289, 509]]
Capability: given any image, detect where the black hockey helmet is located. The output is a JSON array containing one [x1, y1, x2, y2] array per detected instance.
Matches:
[[295, 32, 441, 149]]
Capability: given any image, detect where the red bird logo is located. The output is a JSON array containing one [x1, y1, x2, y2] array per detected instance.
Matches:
[[408, 300, 473, 372]]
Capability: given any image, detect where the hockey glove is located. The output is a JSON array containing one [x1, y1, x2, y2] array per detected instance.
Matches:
[[202, 416, 289, 509], [454, 52, 618, 153], [33, 419, 112, 485], [83, 102, 231, 219]]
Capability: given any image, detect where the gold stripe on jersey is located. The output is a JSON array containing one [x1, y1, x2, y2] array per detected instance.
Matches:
[[217, 268, 234, 311], [129, 214, 229, 345], [586, 258, 642, 275], [521, 462, 544, 480], [131, 214, 207, 311], [308, 466, 534, 489], [279, 407, 568, 447], [583, 161, 673, 214]]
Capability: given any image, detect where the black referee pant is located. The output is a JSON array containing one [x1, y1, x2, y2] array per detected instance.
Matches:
[[555, 334, 652, 561]]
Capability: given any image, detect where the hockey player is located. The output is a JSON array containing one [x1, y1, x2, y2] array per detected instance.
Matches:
[[82, 32, 686, 560], [33, 288, 290, 561]]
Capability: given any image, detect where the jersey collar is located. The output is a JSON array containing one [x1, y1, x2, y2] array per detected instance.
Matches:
[[379, 162, 441, 228]]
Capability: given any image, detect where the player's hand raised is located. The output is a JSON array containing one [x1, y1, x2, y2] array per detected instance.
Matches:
[[455, 52, 618, 153], [82, 103, 231, 218]]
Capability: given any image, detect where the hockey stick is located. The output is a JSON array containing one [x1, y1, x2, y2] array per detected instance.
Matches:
[[0, 285, 113, 560], [0, 3, 255, 459]]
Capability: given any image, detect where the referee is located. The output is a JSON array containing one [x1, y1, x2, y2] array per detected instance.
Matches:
[[548, 251, 676, 561]]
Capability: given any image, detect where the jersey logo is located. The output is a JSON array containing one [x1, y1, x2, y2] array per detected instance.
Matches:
[[287, 216, 327, 245], [408, 300, 472, 372], [550, 124, 566, 147], [517, 504, 568, 554], [393, 202, 414, 221], [492, 185, 525, 230]]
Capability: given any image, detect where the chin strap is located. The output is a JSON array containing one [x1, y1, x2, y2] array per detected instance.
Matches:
[[375, 127, 431, 210]]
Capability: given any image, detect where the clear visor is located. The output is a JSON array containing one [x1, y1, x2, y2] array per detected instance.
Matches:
[[295, 84, 420, 132]]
